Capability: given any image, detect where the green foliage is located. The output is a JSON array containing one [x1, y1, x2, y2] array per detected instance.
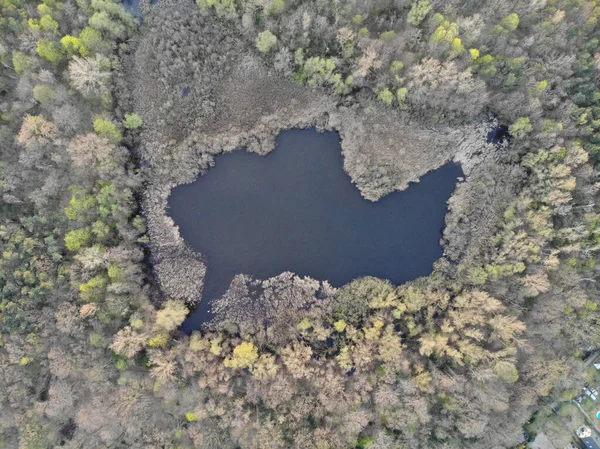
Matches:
[[196, 0, 236, 19], [449, 37, 464, 58], [468, 266, 488, 285], [93, 117, 122, 144], [148, 332, 169, 347], [533, 79, 548, 95], [301, 57, 343, 90], [91, 220, 111, 240], [390, 60, 404, 74], [89, 0, 135, 38], [115, 357, 127, 370], [379, 30, 396, 41], [185, 412, 198, 422], [430, 18, 459, 44], [352, 14, 363, 26], [61, 35, 88, 56], [377, 88, 394, 106], [80, 26, 111, 54], [407, 0, 432, 26], [18, 418, 49, 449], [107, 263, 122, 279], [64, 227, 91, 251], [224, 341, 259, 369], [500, 13, 519, 32], [39, 14, 59, 34], [88, 11, 126, 39], [96, 182, 119, 217], [297, 317, 312, 331], [122, 113, 142, 129], [89, 332, 105, 347], [65, 188, 97, 221], [35, 39, 64, 64], [396, 87, 407, 103], [32, 84, 55, 104], [333, 277, 391, 324], [12, 51, 33, 74], [79, 273, 109, 302], [357, 435, 374, 448], [509, 117, 532, 137], [256, 30, 277, 54], [334, 320, 347, 332], [493, 360, 519, 383], [268, 0, 285, 16]]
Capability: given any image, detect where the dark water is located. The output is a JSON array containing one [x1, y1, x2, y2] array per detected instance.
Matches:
[[169, 129, 463, 332], [121, 0, 142, 18], [487, 125, 509, 144]]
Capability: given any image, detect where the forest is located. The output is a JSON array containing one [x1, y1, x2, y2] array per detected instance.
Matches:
[[1, 0, 600, 448]]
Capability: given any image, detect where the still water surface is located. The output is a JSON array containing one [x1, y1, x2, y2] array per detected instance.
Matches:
[[168, 129, 463, 332]]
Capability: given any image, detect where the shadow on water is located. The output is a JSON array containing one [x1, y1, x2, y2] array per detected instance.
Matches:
[[168, 129, 464, 332]]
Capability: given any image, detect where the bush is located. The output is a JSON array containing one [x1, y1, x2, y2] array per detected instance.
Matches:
[[379, 31, 396, 41], [390, 60, 404, 74], [377, 88, 394, 106], [122, 113, 142, 129], [256, 30, 277, 53]]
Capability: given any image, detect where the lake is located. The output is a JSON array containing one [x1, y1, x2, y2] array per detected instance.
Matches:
[[168, 128, 463, 332]]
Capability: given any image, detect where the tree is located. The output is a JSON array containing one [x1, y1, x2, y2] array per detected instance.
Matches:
[[67, 133, 114, 166], [64, 227, 91, 251], [281, 343, 313, 378], [407, 0, 432, 26], [354, 45, 381, 78], [17, 115, 57, 147], [256, 30, 277, 53], [68, 55, 110, 97], [149, 350, 177, 383], [155, 300, 188, 331], [224, 341, 259, 369], [88, 11, 127, 40], [61, 35, 88, 56], [509, 117, 532, 137], [36, 39, 64, 64], [110, 326, 147, 358], [500, 13, 519, 32], [12, 51, 33, 74], [80, 26, 112, 54], [93, 117, 121, 144], [196, 0, 236, 19]]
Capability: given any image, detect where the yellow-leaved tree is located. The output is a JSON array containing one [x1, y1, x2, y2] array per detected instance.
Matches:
[[224, 341, 259, 369]]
